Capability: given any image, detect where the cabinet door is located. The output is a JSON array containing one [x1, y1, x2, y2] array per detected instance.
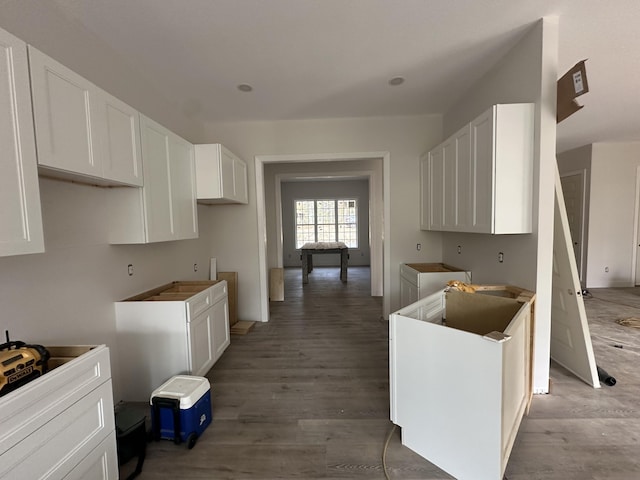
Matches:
[[188, 308, 214, 376], [0, 28, 44, 257], [233, 157, 249, 204], [169, 134, 198, 239], [442, 137, 457, 231], [427, 148, 444, 231], [212, 298, 230, 362], [470, 107, 495, 233], [29, 46, 102, 178], [419, 152, 430, 230], [140, 115, 174, 242], [399, 277, 418, 309], [220, 147, 236, 199], [455, 126, 472, 230], [97, 89, 143, 186]]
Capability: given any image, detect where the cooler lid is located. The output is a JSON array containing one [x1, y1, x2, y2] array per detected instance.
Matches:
[[150, 375, 210, 409]]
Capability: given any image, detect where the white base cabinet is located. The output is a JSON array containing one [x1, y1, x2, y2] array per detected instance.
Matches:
[[421, 103, 534, 234], [0, 345, 117, 480], [0, 27, 44, 257], [399, 263, 471, 308], [115, 280, 230, 401], [390, 288, 534, 480]]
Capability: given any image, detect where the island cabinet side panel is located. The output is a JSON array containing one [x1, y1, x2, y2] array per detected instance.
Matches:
[[115, 301, 190, 401], [390, 311, 505, 480]]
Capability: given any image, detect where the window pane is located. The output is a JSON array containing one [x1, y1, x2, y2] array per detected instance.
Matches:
[[317, 224, 335, 242], [317, 200, 335, 224], [296, 225, 315, 248], [295, 201, 316, 248], [296, 200, 315, 225], [337, 199, 358, 248], [338, 224, 357, 248], [295, 197, 358, 249]]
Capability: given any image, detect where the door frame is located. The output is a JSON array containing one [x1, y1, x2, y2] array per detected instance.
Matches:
[[633, 166, 640, 285], [255, 152, 390, 322], [559, 169, 587, 285]]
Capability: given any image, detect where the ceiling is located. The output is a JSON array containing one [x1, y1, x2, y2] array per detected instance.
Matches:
[[47, 0, 640, 153]]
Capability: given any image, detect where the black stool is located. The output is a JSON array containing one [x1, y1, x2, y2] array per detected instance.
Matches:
[[115, 407, 147, 480]]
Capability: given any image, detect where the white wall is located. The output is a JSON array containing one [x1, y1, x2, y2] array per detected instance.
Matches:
[[587, 143, 640, 287], [440, 18, 559, 393], [0, 179, 219, 401], [201, 114, 444, 320], [558, 142, 640, 288]]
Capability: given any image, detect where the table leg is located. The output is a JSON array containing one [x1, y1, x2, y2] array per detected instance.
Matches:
[[302, 252, 309, 284], [340, 249, 348, 282]]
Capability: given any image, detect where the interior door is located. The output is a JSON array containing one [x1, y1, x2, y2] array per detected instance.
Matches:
[[551, 166, 600, 387], [560, 172, 585, 284]]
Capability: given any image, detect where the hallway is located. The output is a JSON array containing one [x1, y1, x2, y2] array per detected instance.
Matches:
[[132, 269, 640, 479]]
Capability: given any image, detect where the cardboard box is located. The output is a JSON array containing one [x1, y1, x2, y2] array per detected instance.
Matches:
[[557, 59, 589, 123]]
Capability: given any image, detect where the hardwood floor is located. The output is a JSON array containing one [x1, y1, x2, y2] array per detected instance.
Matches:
[[125, 270, 640, 479]]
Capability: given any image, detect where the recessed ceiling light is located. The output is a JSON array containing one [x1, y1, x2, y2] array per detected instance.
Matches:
[[388, 76, 405, 86], [237, 84, 253, 92]]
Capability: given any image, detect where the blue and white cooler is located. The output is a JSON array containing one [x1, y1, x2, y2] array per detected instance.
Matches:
[[150, 375, 212, 449]]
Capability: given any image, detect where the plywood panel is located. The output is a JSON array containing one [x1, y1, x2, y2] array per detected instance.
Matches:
[[218, 272, 237, 326], [269, 268, 284, 301]]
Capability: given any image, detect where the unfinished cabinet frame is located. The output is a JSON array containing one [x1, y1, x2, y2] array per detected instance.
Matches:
[[389, 286, 534, 480]]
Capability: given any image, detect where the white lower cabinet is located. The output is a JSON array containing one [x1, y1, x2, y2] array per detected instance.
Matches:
[[115, 280, 230, 401], [64, 435, 118, 480], [399, 263, 471, 308], [390, 288, 534, 480], [0, 345, 116, 480]]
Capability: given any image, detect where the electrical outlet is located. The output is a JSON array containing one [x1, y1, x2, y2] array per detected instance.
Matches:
[[605, 266, 609, 273], [194, 263, 198, 272], [498, 252, 504, 263], [127, 264, 134, 276], [416, 243, 421, 251], [457, 245, 462, 254]]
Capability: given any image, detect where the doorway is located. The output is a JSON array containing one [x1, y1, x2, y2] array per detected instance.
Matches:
[[255, 152, 390, 322], [560, 170, 586, 285]]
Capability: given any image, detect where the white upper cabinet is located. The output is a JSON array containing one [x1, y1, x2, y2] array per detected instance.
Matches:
[[96, 90, 143, 186], [109, 115, 198, 243], [0, 28, 44, 257], [421, 125, 471, 232], [168, 131, 199, 239], [29, 46, 142, 186], [195, 144, 248, 204], [421, 103, 534, 234]]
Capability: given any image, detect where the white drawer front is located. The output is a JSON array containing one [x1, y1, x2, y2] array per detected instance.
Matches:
[[63, 433, 118, 480], [0, 380, 115, 479], [0, 345, 111, 455], [211, 280, 228, 304], [186, 288, 212, 320]]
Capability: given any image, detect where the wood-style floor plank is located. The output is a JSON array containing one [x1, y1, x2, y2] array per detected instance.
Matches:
[[124, 270, 640, 479]]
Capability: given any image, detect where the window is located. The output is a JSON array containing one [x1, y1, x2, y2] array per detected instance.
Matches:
[[295, 199, 358, 248]]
